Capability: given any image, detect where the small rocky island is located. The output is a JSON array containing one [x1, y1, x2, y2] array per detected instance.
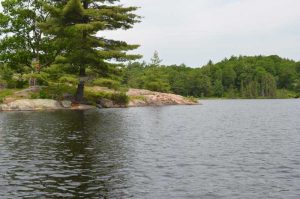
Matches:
[[0, 87, 198, 111]]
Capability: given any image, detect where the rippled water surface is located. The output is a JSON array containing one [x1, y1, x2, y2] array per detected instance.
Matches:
[[0, 99, 300, 198]]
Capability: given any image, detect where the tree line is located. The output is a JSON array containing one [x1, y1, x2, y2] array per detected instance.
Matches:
[[123, 54, 300, 98]]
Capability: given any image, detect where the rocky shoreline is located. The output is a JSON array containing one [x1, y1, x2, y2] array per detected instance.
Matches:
[[0, 99, 94, 111], [127, 89, 197, 107], [0, 88, 198, 111]]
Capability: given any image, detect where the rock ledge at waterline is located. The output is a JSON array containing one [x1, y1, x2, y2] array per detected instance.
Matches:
[[0, 99, 94, 111], [127, 89, 198, 107], [0, 88, 198, 111]]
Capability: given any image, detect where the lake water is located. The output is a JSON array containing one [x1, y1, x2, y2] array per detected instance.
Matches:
[[0, 100, 300, 198]]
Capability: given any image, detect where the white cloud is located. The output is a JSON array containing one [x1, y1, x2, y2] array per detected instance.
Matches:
[[1, 0, 298, 66], [103, 0, 300, 66]]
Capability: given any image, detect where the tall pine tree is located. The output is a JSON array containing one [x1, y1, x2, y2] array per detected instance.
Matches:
[[40, 0, 141, 102]]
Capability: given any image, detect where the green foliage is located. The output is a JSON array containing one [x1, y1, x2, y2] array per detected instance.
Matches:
[[93, 78, 121, 90], [187, 71, 212, 97], [39, 0, 141, 101], [30, 90, 50, 100], [185, 96, 198, 103], [85, 90, 110, 105], [23, 72, 50, 86], [276, 89, 298, 99], [222, 65, 236, 89], [111, 92, 129, 105], [0, 64, 13, 81], [0, 0, 57, 70], [32, 84, 76, 101], [150, 51, 163, 67], [85, 90, 129, 105], [123, 55, 300, 99], [214, 80, 224, 97], [59, 75, 79, 85], [225, 85, 238, 99], [0, 89, 15, 103], [0, 65, 28, 89]]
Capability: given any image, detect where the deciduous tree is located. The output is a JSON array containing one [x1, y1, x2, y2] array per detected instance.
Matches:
[[0, 0, 57, 71]]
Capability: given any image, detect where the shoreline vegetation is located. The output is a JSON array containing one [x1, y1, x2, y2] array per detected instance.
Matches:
[[1, 54, 300, 112], [122, 55, 300, 99]]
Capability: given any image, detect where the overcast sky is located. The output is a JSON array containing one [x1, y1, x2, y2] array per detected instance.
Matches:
[[1, 0, 299, 66], [102, 0, 300, 66]]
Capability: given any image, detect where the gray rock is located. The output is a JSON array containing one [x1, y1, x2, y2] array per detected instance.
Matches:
[[97, 98, 114, 108], [0, 99, 95, 112], [0, 99, 63, 111], [96, 104, 103, 109], [96, 98, 127, 108], [61, 100, 72, 108]]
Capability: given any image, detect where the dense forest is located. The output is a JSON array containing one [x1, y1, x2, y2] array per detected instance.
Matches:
[[122, 54, 300, 98], [0, 0, 299, 101]]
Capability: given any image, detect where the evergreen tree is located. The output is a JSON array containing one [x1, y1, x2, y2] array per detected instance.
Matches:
[[214, 80, 224, 97], [207, 60, 213, 66], [262, 73, 276, 98], [222, 65, 236, 89], [150, 50, 163, 67], [142, 67, 170, 92], [296, 62, 300, 74], [40, 0, 141, 101]]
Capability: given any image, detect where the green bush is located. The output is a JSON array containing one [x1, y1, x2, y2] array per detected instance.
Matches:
[[93, 78, 121, 90], [6, 80, 26, 89], [39, 90, 49, 99], [85, 90, 111, 104], [0, 89, 15, 102], [16, 80, 28, 88], [30, 92, 39, 99], [144, 81, 170, 93], [276, 89, 296, 99], [185, 96, 198, 103], [6, 80, 17, 89], [36, 84, 76, 100], [59, 75, 79, 85], [111, 92, 129, 105], [0, 79, 7, 88], [85, 90, 129, 105]]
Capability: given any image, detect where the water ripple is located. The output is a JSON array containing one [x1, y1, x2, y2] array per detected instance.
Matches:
[[0, 100, 300, 198]]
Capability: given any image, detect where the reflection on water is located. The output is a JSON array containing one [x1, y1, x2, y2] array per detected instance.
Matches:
[[0, 100, 300, 198], [0, 110, 133, 198]]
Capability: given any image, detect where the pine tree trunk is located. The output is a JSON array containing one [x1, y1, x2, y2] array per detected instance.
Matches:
[[75, 68, 86, 102], [75, 0, 89, 103], [75, 81, 84, 102]]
